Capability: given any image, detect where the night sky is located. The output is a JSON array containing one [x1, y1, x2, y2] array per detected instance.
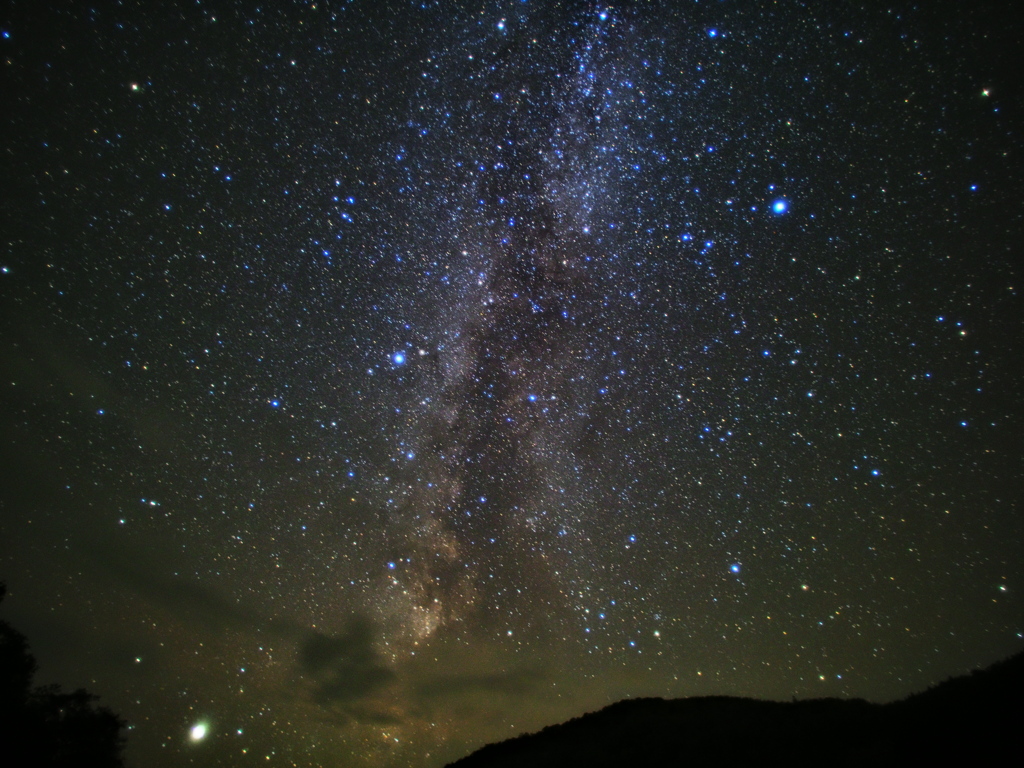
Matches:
[[1, 1, 1021, 765]]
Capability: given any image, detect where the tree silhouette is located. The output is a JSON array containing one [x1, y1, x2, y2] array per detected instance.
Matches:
[[0, 582, 127, 767]]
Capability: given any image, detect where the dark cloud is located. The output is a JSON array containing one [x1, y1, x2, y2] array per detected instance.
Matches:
[[117, 566, 267, 634], [298, 619, 395, 706], [1, 316, 187, 456], [414, 667, 546, 700], [114, 563, 395, 713]]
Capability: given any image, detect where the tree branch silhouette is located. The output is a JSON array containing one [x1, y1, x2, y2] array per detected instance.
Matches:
[[0, 582, 127, 768]]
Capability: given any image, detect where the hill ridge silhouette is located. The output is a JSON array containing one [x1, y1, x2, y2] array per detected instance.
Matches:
[[447, 651, 1024, 766]]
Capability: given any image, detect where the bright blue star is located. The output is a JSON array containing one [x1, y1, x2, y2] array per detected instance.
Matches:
[[392, 352, 405, 365], [772, 199, 788, 214], [730, 564, 741, 574], [270, 400, 280, 408], [708, 28, 718, 37]]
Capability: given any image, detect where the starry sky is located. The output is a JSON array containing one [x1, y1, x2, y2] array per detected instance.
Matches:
[[1, 1, 1021, 765]]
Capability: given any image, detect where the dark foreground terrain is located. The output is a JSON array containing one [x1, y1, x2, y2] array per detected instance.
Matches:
[[448, 652, 1023, 767]]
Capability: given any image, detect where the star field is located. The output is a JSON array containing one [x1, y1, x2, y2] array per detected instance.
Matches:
[[1, 2, 1021, 766]]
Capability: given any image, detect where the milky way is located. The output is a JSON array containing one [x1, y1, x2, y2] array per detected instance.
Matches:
[[1, 2, 1020, 766], [375, 10, 658, 643]]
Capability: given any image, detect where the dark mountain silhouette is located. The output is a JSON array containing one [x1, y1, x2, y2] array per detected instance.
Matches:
[[0, 583, 127, 768], [447, 652, 1024, 767]]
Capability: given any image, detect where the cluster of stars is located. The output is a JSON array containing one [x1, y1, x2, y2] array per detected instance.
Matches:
[[0, 2, 1019, 767]]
